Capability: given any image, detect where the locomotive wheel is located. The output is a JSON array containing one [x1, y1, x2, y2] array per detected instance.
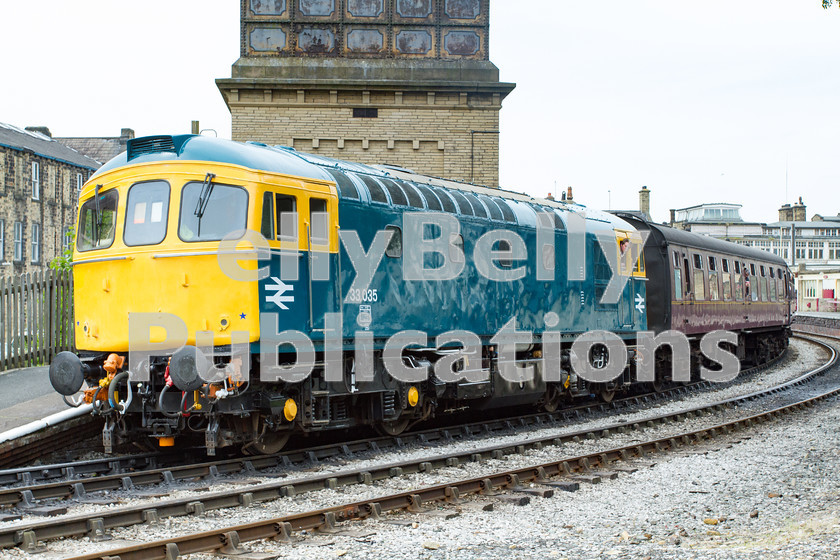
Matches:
[[599, 388, 616, 403], [542, 384, 563, 413], [651, 377, 666, 393], [377, 417, 411, 436], [242, 431, 291, 455]]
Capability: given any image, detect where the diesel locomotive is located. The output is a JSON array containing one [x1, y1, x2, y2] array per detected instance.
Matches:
[[48, 134, 793, 454]]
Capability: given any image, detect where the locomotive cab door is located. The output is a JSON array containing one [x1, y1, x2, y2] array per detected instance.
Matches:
[[259, 186, 339, 338]]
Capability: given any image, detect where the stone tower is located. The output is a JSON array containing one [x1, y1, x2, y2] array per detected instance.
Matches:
[[216, 0, 515, 187]]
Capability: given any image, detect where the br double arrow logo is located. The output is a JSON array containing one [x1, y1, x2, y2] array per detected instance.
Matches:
[[265, 277, 294, 310]]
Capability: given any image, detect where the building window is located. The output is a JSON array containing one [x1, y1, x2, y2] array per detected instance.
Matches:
[[63, 226, 73, 253], [0, 220, 4, 262], [13, 222, 23, 261], [31, 224, 40, 263], [77, 173, 84, 193], [32, 161, 40, 200], [802, 280, 818, 299], [352, 108, 378, 118]]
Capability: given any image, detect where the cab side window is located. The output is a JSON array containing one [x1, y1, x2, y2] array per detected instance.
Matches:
[[309, 197, 329, 245], [276, 194, 297, 241]]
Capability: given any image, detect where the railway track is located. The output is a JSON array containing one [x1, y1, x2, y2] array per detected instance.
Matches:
[[0, 339, 797, 503], [0, 334, 834, 556]]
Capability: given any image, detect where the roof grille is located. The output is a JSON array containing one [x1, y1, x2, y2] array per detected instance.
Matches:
[[127, 136, 176, 160]]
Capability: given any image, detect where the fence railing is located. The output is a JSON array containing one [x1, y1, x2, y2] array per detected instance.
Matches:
[[0, 270, 74, 372]]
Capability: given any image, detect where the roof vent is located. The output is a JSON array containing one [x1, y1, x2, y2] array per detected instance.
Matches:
[[127, 136, 177, 160]]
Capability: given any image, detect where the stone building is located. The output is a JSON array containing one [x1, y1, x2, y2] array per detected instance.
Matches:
[[0, 123, 99, 278], [216, 0, 515, 187], [668, 198, 840, 278]]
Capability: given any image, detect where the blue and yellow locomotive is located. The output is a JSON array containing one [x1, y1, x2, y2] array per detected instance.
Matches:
[[49, 134, 650, 454]]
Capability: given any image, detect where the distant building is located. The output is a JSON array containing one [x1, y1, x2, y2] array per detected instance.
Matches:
[[761, 200, 840, 271], [796, 268, 840, 312], [0, 123, 99, 277], [53, 127, 134, 164], [669, 202, 764, 240], [668, 197, 840, 307]]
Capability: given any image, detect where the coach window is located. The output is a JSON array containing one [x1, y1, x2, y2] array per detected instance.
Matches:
[[708, 256, 720, 300], [769, 269, 777, 301], [692, 254, 705, 300], [124, 180, 169, 246], [78, 188, 118, 251], [673, 251, 683, 300], [275, 194, 298, 242], [721, 259, 732, 301], [309, 197, 329, 247], [746, 262, 758, 302], [759, 265, 768, 301], [179, 181, 248, 242], [385, 225, 402, 258], [733, 261, 743, 300]]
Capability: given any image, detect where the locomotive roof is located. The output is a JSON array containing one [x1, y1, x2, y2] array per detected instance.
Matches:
[[91, 134, 632, 232]]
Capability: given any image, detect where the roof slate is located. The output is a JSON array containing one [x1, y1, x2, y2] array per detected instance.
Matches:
[[0, 122, 101, 169], [53, 137, 124, 164]]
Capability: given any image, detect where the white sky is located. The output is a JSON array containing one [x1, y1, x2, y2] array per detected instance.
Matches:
[[2, 1, 838, 224]]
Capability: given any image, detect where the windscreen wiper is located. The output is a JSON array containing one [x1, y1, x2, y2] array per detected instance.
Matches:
[[194, 173, 216, 237], [93, 184, 102, 241]]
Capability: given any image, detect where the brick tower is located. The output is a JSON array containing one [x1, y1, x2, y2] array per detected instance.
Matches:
[[216, 0, 515, 187]]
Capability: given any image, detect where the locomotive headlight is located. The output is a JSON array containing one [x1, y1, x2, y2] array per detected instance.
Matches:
[[407, 386, 419, 408], [283, 398, 298, 422]]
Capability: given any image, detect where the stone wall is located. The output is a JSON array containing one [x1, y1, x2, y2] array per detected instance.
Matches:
[[227, 87, 501, 186], [791, 314, 840, 337]]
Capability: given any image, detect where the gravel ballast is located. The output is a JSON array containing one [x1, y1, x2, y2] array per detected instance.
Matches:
[[7, 338, 839, 559]]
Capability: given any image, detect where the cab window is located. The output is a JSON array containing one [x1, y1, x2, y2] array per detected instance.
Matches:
[[124, 180, 169, 246], [276, 194, 297, 241], [77, 188, 118, 252], [309, 197, 329, 245], [179, 181, 248, 242]]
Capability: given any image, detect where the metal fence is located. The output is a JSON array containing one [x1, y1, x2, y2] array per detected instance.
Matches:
[[0, 270, 74, 372]]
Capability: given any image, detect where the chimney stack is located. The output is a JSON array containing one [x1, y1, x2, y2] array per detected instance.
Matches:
[[566, 186, 573, 202], [792, 197, 806, 222], [25, 126, 52, 138], [778, 203, 793, 222], [638, 186, 650, 220]]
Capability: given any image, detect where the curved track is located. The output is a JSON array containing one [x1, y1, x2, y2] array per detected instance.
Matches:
[[1, 335, 833, 555]]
